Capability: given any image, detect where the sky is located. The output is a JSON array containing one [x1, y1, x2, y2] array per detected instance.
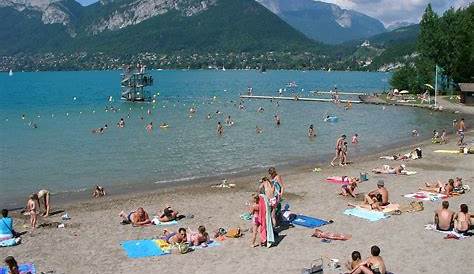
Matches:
[[75, 0, 472, 26], [319, 0, 472, 26]]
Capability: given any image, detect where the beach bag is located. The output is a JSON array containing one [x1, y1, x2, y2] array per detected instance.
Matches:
[[359, 172, 368, 181], [410, 201, 424, 212], [225, 227, 241, 238], [172, 243, 189, 254]]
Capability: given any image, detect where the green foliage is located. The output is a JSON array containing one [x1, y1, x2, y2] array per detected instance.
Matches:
[[391, 3, 474, 93]]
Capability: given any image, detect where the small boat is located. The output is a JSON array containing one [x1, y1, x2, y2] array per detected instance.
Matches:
[[9, 69, 13, 76], [324, 116, 339, 122]]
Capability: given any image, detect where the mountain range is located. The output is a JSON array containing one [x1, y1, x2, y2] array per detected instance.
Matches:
[[0, 0, 420, 71], [256, 0, 386, 44]]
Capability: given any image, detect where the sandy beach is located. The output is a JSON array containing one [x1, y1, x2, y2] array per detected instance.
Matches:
[[1, 122, 473, 274]]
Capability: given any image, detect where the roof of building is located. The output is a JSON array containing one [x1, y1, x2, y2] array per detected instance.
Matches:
[[459, 83, 474, 92]]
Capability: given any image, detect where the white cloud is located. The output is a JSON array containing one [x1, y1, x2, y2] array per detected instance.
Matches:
[[318, 0, 473, 26]]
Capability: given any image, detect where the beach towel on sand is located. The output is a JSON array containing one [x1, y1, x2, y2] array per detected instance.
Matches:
[[344, 208, 388, 222], [258, 194, 274, 246], [424, 224, 468, 239], [326, 176, 349, 184], [121, 240, 167, 258], [0, 238, 20, 247], [0, 263, 35, 274], [433, 150, 460, 154], [151, 218, 178, 226], [291, 215, 329, 228], [404, 191, 447, 201]]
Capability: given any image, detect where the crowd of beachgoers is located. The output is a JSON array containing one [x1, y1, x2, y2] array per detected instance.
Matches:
[[1, 95, 473, 274]]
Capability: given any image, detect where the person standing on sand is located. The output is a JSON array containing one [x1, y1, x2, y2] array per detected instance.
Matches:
[[35, 189, 51, 217], [330, 135, 346, 167], [435, 201, 454, 231], [457, 118, 466, 145], [352, 134, 359, 144], [27, 194, 38, 230]]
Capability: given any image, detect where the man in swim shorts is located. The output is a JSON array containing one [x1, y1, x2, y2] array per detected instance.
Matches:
[[435, 201, 454, 231], [330, 135, 346, 167]]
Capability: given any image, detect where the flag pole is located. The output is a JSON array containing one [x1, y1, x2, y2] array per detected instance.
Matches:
[[434, 65, 438, 107]]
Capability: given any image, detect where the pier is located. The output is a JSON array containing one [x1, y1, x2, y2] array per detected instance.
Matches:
[[309, 91, 367, 96], [239, 95, 363, 103]]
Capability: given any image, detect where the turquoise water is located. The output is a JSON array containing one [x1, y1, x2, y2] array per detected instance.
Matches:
[[0, 70, 453, 206]]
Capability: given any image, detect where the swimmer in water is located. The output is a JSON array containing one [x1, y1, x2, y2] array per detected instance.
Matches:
[[274, 114, 281, 127], [256, 126, 263, 134], [411, 129, 419, 137], [147, 109, 152, 115], [225, 115, 234, 126], [352, 134, 359, 144], [146, 122, 153, 132], [257, 107, 264, 113], [217, 122, 224, 136], [308, 124, 316, 138], [207, 113, 212, 119], [117, 118, 125, 128]]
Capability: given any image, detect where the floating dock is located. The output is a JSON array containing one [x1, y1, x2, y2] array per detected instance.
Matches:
[[309, 91, 367, 96], [239, 95, 363, 103]]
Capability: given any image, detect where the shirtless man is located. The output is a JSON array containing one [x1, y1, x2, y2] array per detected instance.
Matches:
[[165, 227, 187, 244], [146, 122, 153, 132], [158, 206, 178, 222], [274, 115, 281, 127], [330, 135, 346, 166], [435, 201, 454, 231], [119, 207, 151, 226], [372, 164, 405, 175], [364, 180, 389, 208]]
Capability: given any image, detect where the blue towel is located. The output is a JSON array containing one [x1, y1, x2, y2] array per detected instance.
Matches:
[[344, 208, 388, 222], [0, 263, 35, 274], [121, 240, 166, 258], [192, 240, 221, 249], [291, 215, 329, 228], [153, 219, 178, 226]]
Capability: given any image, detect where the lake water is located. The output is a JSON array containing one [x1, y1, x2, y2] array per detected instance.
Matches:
[[0, 70, 453, 207]]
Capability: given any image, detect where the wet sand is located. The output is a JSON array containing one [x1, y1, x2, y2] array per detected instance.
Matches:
[[2, 129, 473, 274]]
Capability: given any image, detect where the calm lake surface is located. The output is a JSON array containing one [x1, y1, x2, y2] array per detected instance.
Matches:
[[0, 70, 454, 207]]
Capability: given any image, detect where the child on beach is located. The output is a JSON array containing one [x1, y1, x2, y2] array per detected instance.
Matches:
[[346, 251, 362, 272], [340, 179, 359, 198], [249, 194, 261, 247], [440, 129, 448, 144], [27, 194, 38, 230], [92, 185, 106, 198]]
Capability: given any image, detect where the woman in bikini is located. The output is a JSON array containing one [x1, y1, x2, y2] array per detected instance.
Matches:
[[311, 229, 351, 241], [454, 204, 472, 234], [158, 206, 178, 222], [421, 179, 454, 195], [340, 179, 359, 198], [188, 225, 209, 246]]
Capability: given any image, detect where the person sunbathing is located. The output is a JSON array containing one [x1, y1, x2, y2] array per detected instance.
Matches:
[[311, 229, 351, 241], [421, 179, 454, 196], [454, 204, 471, 234], [119, 207, 151, 226], [351, 245, 386, 274], [163, 227, 187, 244], [372, 164, 405, 175], [188, 225, 210, 246], [158, 206, 178, 222], [434, 201, 454, 231], [340, 180, 359, 198]]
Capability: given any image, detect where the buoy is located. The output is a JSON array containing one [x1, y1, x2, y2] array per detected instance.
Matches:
[[73, 97, 77, 101]]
